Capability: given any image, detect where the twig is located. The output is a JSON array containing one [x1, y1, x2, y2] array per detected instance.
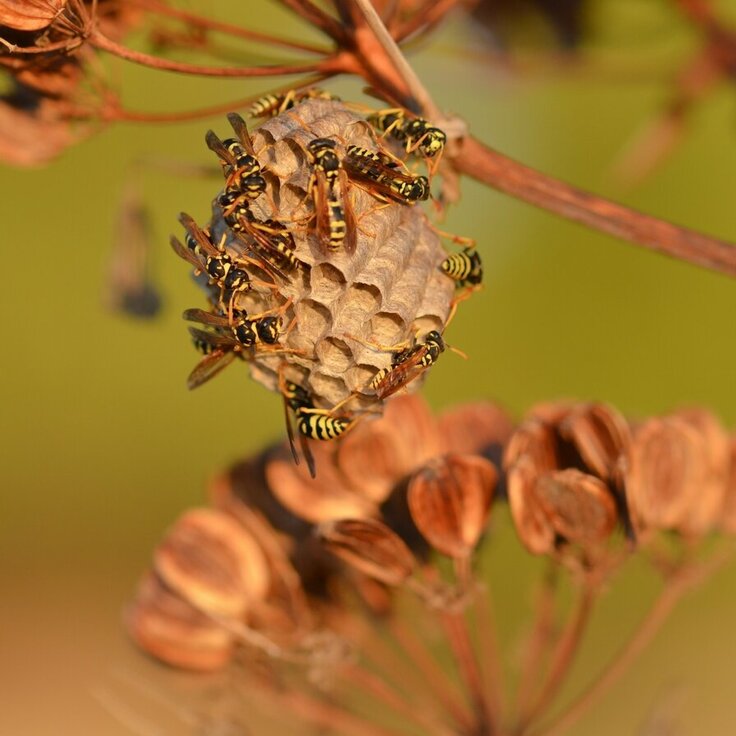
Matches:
[[516, 579, 599, 732], [352, 0, 440, 118], [452, 135, 736, 279], [530, 546, 736, 736], [90, 30, 327, 78], [276, 0, 348, 44]]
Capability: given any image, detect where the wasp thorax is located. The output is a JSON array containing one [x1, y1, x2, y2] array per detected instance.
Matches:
[[175, 97, 473, 431]]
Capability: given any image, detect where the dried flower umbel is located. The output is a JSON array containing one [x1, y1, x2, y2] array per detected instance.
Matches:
[[127, 395, 736, 736]]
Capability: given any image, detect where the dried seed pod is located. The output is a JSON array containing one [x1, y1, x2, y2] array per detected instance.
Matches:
[[201, 99, 456, 412], [625, 416, 716, 537], [0, 0, 66, 31], [507, 457, 556, 555], [559, 402, 631, 482], [721, 436, 736, 535], [438, 401, 514, 456], [126, 572, 235, 672], [317, 518, 417, 586], [503, 419, 557, 474], [407, 454, 498, 558], [153, 509, 270, 619]]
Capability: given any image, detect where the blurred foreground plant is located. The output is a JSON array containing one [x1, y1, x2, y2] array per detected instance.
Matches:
[[128, 395, 736, 736]]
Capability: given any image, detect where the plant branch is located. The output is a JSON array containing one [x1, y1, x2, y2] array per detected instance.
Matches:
[[89, 29, 328, 77], [516, 579, 598, 732], [275, 0, 349, 44], [452, 135, 736, 278], [530, 547, 736, 736], [126, 0, 331, 55]]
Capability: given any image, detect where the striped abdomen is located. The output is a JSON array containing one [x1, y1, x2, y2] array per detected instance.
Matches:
[[296, 409, 350, 440]]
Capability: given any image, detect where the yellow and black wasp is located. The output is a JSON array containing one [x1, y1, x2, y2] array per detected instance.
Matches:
[[249, 87, 340, 118], [170, 212, 277, 312], [217, 190, 300, 274], [440, 247, 483, 287], [184, 302, 297, 389], [280, 374, 353, 478], [206, 113, 267, 202], [305, 137, 356, 254], [367, 109, 447, 160], [344, 144, 430, 204]]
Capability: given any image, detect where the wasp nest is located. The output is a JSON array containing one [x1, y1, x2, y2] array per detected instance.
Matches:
[[179, 97, 469, 416]]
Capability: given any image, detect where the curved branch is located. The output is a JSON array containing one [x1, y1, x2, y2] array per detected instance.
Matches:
[[90, 30, 327, 78], [452, 135, 736, 278]]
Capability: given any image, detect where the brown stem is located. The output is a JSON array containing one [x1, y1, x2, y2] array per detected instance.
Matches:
[[513, 564, 560, 718], [276, 0, 348, 44], [101, 74, 332, 123], [388, 615, 476, 733], [452, 135, 736, 279], [516, 580, 598, 732], [441, 609, 496, 735], [395, 0, 466, 43], [89, 29, 327, 77], [126, 0, 331, 54], [345, 665, 455, 736], [530, 548, 736, 736]]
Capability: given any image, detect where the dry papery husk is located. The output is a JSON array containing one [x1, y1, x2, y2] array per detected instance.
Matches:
[[0, 0, 66, 31], [204, 99, 456, 412]]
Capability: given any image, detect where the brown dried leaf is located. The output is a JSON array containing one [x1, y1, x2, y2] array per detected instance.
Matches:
[[317, 518, 416, 586], [438, 401, 514, 455], [0, 0, 65, 31], [408, 454, 498, 557], [560, 402, 631, 481], [154, 509, 270, 619], [535, 469, 617, 545], [126, 572, 234, 671], [626, 417, 714, 536]]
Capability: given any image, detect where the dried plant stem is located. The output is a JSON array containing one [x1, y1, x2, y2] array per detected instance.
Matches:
[[125, 0, 331, 54], [440, 610, 496, 735], [516, 579, 599, 732], [530, 548, 736, 736], [513, 564, 560, 718], [388, 615, 476, 733], [345, 665, 456, 736], [352, 0, 440, 117], [89, 30, 327, 77], [395, 0, 466, 43], [475, 584, 506, 724], [271, 687, 405, 736], [276, 0, 348, 43], [453, 136, 736, 278]]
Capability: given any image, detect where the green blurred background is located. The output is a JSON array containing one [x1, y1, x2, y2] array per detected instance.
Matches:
[[3, 1, 736, 733]]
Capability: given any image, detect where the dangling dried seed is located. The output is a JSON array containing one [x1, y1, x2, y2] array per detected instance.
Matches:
[[317, 518, 416, 586], [407, 454, 498, 558], [153, 509, 270, 619]]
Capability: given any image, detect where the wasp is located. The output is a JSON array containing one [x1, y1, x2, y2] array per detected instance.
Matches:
[[305, 138, 356, 254], [170, 213, 277, 312], [367, 109, 447, 160], [184, 302, 298, 390], [249, 87, 340, 118], [440, 247, 483, 287], [344, 145, 430, 204], [280, 375, 354, 478], [217, 191, 300, 274], [206, 113, 267, 202]]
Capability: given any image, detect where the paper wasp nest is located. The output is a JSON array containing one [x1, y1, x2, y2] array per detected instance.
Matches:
[[203, 99, 456, 412]]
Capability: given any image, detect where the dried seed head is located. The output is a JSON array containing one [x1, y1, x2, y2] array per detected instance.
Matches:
[[198, 99, 456, 412], [504, 419, 558, 474], [317, 518, 417, 587], [721, 436, 736, 534], [559, 403, 631, 483], [625, 415, 723, 534], [126, 572, 235, 672], [0, 0, 66, 31], [408, 454, 498, 558], [153, 509, 270, 619], [438, 401, 514, 456], [507, 457, 556, 555]]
